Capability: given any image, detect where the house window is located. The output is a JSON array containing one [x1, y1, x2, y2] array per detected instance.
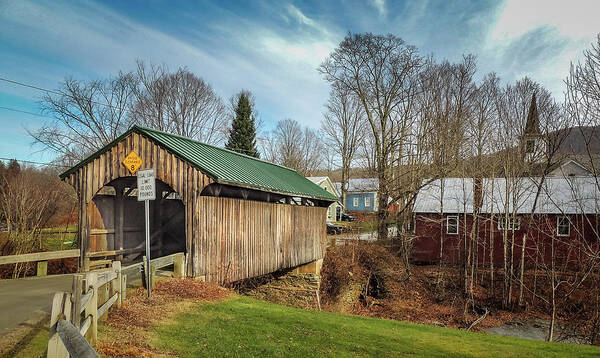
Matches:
[[446, 216, 459, 235], [353, 197, 358, 207], [497, 216, 521, 231], [364, 196, 371, 207], [557, 216, 570, 236], [526, 139, 535, 153]]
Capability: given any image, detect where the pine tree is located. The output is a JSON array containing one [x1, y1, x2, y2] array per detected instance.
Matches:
[[225, 91, 260, 158]]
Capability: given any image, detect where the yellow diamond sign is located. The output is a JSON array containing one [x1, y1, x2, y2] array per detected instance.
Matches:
[[122, 151, 143, 174]]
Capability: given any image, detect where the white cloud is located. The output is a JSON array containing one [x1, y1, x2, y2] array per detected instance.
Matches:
[[370, 0, 387, 17], [0, 0, 344, 131], [481, 0, 600, 96], [490, 0, 598, 42]]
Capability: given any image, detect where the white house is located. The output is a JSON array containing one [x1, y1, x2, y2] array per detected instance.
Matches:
[[307, 176, 343, 221]]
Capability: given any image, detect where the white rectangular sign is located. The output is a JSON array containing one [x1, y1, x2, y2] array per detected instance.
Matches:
[[137, 168, 156, 201]]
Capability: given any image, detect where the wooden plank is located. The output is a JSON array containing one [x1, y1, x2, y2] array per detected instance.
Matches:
[[84, 272, 98, 345], [96, 270, 117, 288], [79, 288, 93, 313], [86, 247, 145, 258], [0, 249, 80, 265], [36, 261, 48, 277], [149, 253, 176, 269], [71, 274, 84, 327], [122, 262, 142, 278], [97, 292, 118, 319], [47, 292, 69, 358], [79, 315, 92, 336]]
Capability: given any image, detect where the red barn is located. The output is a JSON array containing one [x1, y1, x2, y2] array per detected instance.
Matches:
[[413, 177, 600, 268]]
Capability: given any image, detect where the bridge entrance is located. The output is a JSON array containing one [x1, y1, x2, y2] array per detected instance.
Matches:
[[87, 177, 185, 266]]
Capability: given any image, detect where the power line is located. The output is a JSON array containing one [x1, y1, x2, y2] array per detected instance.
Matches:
[[0, 77, 63, 96], [0, 106, 52, 119], [0, 157, 68, 168], [0, 76, 135, 117]]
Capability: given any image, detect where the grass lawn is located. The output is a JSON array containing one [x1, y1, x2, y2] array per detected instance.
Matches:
[[155, 296, 600, 358], [0, 319, 48, 358]]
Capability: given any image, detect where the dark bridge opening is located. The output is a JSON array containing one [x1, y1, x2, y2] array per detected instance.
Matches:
[[88, 176, 185, 265]]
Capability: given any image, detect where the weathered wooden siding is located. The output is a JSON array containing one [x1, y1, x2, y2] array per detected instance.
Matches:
[[64, 133, 212, 272], [194, 196, 327, 283], [64, 132, 328, 281]]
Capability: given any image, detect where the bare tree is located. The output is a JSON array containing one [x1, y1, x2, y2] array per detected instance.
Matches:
[[321, 85, 365, 206], [263, 119, 323, 175], [319, 33, 423, 240], [131, 61, 228, 144], [30, 73, 137, 165], [0, 167, 63, 278]]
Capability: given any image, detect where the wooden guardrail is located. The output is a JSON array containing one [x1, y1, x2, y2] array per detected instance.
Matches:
[[47, 253, 186, 357], [121, 252, 186, 285], [0, 249, 80, 277], [47, 261, 124, 358]]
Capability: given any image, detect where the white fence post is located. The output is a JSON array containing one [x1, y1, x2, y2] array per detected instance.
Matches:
[[84, 272, 98, 345], [48, 292, 72, 358]]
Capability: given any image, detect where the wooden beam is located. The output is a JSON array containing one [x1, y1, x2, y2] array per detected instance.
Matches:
[[0, 249, 80, 265], [86, 247, 145, 258], [114, 185, 124, 261]]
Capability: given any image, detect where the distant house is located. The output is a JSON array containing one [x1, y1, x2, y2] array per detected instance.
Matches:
[[547, 159, 592, 177], [307, 176, 343, 221], [333, 178, 379, 212]]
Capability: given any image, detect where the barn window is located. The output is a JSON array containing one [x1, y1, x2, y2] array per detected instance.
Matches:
[[364, 196, 371, 207], [353, 197, 359, 207], [446, 216, 459, 235], [557, 216, 570, 236], [497, 216, 521, 231]]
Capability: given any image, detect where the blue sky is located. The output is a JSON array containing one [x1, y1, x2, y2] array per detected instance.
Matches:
[[0, 0, 598, 164]]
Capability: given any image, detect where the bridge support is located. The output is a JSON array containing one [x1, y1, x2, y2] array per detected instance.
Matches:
[[291, 259, 323, 276]]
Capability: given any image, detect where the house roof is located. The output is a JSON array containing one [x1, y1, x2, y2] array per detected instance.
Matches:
[[333, 178, 379, 194], [306, 176, 328, 185], [414, 177, 600, 215], [60, 126, 338, 202]]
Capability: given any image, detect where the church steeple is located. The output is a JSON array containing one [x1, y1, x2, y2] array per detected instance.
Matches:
[[524, 92, 540, 136], [521, 93, 543, 163]]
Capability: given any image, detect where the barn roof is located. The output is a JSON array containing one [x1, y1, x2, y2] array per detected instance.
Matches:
[[60, 126, 338, 202], [413, 178, 475, 213], [414, 177, 600, 215]]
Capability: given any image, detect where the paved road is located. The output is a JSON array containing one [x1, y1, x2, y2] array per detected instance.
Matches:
[[0, 274, 73, 339]]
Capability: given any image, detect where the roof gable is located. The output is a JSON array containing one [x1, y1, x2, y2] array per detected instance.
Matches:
[[60, 126, 338, 202]]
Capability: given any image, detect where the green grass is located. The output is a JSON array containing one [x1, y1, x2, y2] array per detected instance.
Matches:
[[0, 225, 78, 253], [0, 321, 48, 358], [154, 296, 600, 357], [40, 225, 78, 251]]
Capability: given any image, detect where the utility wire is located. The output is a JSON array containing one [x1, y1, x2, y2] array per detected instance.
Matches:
[[0, 106, 52, 119], [0, 157, 69, 167], [0, 76, 135, 118]]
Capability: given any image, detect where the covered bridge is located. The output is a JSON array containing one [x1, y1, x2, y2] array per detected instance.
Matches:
[[60, 125, 337, 283]]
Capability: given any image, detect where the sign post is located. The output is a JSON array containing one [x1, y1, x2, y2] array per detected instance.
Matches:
[[137, 168, 156, 298]]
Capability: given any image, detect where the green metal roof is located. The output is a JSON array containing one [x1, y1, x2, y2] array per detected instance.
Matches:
[[60, 125, 338, 202]]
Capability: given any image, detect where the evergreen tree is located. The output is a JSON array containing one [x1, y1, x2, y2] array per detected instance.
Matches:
[[225, 91, 260, 158]]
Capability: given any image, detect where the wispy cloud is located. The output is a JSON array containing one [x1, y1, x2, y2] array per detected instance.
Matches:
[[0, 0, 599, 162], [480, 0, 599, 95], [369, 0, 387, 17]]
